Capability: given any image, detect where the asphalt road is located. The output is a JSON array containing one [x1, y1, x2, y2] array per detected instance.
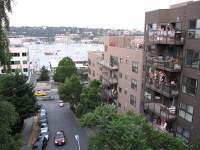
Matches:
[[38, 91, 88, 150]]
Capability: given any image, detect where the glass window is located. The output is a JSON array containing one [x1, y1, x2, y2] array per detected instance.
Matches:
[[196, 19, 200, 28], [130, 95, 136, 107], [179, 101, 193, 123], [176, 126, 190, 142], [189, 20, 196, 29], [131, 79, 137, 90], [22, 52, 27, 56], [182, 76, 197, 96], [23, 60, 27, 64], [132, 61, 138, 73]]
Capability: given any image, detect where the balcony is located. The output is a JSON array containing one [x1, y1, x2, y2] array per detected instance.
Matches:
[[144, 102, 176, 121], [147, 56, 182, 72], [102, 75, 118, 84], [98, 60, 118, 70], [145, 77, 179, 98], [148, 30, 186, 45]]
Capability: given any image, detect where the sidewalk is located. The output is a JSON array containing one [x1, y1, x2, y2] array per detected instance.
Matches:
[[20, 117, 33, 150]]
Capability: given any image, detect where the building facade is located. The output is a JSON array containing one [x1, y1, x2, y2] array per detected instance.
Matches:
[[88, 36, 144, 113], [143, 0, 200, 142], [0, 42, 30, 77]]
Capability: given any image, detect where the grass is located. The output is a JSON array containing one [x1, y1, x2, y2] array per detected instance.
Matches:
[[27, 116, 39, 150]]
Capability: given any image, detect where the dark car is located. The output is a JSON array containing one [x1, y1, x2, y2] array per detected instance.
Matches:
[[32, 137, 48, 150], [54, 130, 66, 146], [38, 115, 48, 126], [43, 96, 55, 101]]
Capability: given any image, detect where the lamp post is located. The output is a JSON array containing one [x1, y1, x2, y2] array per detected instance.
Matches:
[[75, 135, 80, 150]]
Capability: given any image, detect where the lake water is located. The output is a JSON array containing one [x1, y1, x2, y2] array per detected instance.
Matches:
[[25, 43, 104, 70]]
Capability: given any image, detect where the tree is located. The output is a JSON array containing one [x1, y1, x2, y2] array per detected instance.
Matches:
[[79, 104, 190, 150], [53, 57, 77, 83], [0, 101, 20, 150], [75, 80, 102, 118], [58, 74, 82, 110], [0, 73, 40, 132], [0, 0, 13, 72], [38, 66, 49, 81]]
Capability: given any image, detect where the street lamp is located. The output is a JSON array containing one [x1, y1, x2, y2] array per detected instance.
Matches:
[[75, 135, 80, 150]]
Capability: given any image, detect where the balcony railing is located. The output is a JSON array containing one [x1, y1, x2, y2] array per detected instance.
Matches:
[[145, 77, 179, 97], [98, 60, 118, 70], [147, 56, 182, 72], [144, 102, 176, 121], [102, 75, 118, 84], [148, 30, 186, 45]]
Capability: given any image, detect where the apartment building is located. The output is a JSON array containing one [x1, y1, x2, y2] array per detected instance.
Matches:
[[142, 0, 200, 142], [88, 36, 144, 113], [0, 41, 30, 77]]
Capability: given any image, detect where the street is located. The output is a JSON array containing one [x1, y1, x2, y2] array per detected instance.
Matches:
[[37, 90, 88, 150]]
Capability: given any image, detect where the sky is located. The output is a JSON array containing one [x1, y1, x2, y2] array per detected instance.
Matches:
[[9, 0, 191, 30]]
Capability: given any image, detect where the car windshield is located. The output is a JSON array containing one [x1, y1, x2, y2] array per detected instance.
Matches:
[[40, 132, 48, 136], [55, 133, 64, 139]]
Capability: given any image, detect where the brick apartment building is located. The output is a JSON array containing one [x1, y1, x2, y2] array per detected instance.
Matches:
[[142, 0, 200, 142], [88, 36, 144, 113]]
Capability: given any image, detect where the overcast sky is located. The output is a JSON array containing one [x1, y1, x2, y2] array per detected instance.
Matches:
[[9, 0, 191, 30]]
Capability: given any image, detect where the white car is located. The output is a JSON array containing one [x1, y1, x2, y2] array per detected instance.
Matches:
[[40, 123, 49, 132], [59, 100, 64, 107], [39, 129, 49, 141]]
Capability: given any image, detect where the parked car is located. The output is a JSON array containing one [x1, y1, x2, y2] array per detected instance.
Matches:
[[59, 100, 64, 107], [43, 96, 55, 101], [38, 115, 48, 126], [32, 137, 48, 150], [40, 123, 49, 132], [35, 91, 46, 96], [54, 130, 66, 146], [39, 108, 47, 114], [39, 129, 49, 141]]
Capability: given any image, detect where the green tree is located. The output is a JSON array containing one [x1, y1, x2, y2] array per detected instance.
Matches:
[[79, 104, 190, 150], [58, 74, 82, 110], [53, 57, 77, 83], [0, 0, 13, 71], [38, 66, 49, 81], [0, 101, 20, 150], [75, 80, 102, 117], [0, 73, 40, 132]]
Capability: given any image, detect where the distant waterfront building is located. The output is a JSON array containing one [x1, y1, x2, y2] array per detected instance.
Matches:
[[88, 35, 144, 113], [142, 0, 200, 142]]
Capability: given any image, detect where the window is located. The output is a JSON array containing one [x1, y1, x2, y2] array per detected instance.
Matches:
[[125, 73, 128, 79], [176, 126, 190, 142], [118, 102, 121, 108], [182, 76, 197, 96], [119, 73, 122, 78], [120, 58, 123, 63], [88, 59, 91, 65], [124, 88, 127, 95], [22, 52, 27, 56], [126, 59, 128, 64], [88, 68, 91, 74], [12, 53, 20, 57], [92, 70, 95, 77], [23, 68, 28, 72], [11, 61, 20, 65], [23, 60, 27, 64], [130, 95, 136, 107], [184, 49, 200, 69], [132, 61, 138, 73], [179, 102, 193, 123], [188, 19, 200, 39], [131, 79, 137, 90], [119, 87, 122, 93]]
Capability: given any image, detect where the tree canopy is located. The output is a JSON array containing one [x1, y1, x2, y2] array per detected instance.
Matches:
[[53, 57, 77, 83], [0, 73, 40, 132], [79, 104, 190, 150], [0, 101, 20, 150], [58, 74, 82, 110], [75, 80, 102, 118], [38, 66, 49, 81]]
